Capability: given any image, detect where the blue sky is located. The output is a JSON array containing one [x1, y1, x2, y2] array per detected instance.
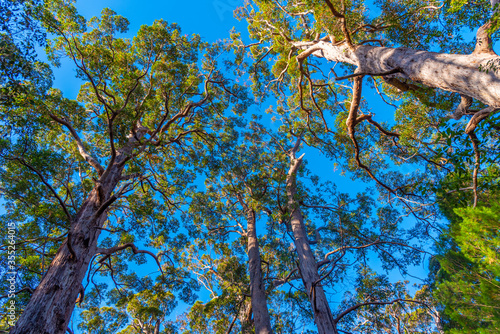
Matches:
[[58, 0, 430, 275]]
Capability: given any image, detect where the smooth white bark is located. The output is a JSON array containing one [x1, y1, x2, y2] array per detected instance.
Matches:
[[294, 41, 500, 107]]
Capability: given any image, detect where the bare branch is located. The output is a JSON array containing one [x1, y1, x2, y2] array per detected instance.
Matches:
[[468, 132, 481, 207], [273, 268, 299, 287], [334, 298, 430, 325], [335, 68, 401, 81], [0, 287, 33, 300], [95, 243, 164, 275]]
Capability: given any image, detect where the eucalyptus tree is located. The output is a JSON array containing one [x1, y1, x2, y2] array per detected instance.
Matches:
[[182, 121, 292, 334], [183, 128, 432, 334], [232, 3, 500, 330], [0, 2, 248, 333], [233, 0, 500, 215], [77, 276, 184, 334], [284, 138, 433, 334]]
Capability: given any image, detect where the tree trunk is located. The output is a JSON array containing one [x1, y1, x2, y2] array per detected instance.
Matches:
[[10, 150, 130, 334], [293, 40, 500, 107], [245, 208, 273, 334], [286, 149, 336, 334]]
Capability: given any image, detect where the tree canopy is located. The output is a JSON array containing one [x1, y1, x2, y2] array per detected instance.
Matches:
[[0, 0, 499, 333]]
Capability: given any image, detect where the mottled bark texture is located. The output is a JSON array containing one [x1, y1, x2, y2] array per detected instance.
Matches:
[[10, 145, 134, 334], [286, 141, 336, 334]]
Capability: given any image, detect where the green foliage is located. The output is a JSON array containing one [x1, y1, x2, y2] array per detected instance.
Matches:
[[2, 0, 500, 333], [0, 4, 249, 332], [435, 202, 500, 333], [0, 0, 52, 105]]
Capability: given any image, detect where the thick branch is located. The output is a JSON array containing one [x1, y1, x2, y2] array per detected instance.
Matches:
[[465, 106, 499, 134], [474, 22, 496, 55], [449, 95, 473, 120], [322, 0, 352, 45], [50, 115, 104, 176], [292, 41, 500, 107], [345, 77, 394, 194]]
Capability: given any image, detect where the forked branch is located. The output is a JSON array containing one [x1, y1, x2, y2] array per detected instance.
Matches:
[[334, 298, 430, 325], [95, 243, 164, 274], [49, 114, 104, 176]]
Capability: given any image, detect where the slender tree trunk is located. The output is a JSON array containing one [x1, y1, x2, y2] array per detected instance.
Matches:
[[10, 149, 131, 334], [286, 146, 336, 334], [245, 208, 273, 334]]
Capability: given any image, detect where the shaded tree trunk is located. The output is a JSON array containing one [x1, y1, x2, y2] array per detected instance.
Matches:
[[245, 208, 273, 334], [286, 145, 336, 334], [10, 148, 132, 334]]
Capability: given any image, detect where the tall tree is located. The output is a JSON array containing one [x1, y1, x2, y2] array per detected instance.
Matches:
[[285, 138, 336, 333], [233, 0, 500, 214], [283, 138, 432, 334], [0, 2, 248, 332], [233, 3, 500, 331], [183, 121, 287, 333]]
